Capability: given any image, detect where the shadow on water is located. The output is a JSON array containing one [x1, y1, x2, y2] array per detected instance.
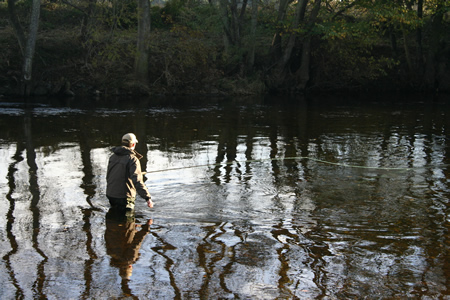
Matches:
[[0, 94, 449, 298]]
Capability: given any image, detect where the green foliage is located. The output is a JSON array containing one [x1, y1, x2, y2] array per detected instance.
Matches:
[[161, 0, 187, 23], [317, 18, 379, 44], [217, 74, 266, 95], [95, 0, 138, 30], [368, 3, 423, 34], [150, 0, 190, 29], [83, 30, 137, 88], [149, 27, 220, 91], [2, 0, 450, 95], [150, 6, 167, 29], [0, 3, 9, 27], [15, 0, 34, 10], [315, 36, 399, 88], [258, 0, 298, 36], [40, 3, 85, 30], [313, 1, 405, 88], [87, 30, 135, 65], [257, 1, 278, 28], [177, 3, 222, 33], [424, 0, 450, 15], [153, 0, 223, 33]]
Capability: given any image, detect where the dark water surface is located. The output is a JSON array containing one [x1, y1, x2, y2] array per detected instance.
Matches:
[[0, 94, 449, 299]]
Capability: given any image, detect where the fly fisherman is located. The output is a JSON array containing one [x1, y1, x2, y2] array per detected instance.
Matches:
[[106, 133, 153, 210]]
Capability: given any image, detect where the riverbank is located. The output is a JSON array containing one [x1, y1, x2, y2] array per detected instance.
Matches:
[[0, 25, 267, 98]]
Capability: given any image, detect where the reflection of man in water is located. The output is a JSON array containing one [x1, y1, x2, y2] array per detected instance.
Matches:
[[105, 208, 152, 279], [106, 133, 153, 211]]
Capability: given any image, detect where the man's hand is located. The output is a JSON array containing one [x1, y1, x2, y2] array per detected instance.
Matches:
[[147, 199, 153, 208]]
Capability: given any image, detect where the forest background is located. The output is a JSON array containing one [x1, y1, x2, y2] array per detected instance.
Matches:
[[1, 0, 449, 97]]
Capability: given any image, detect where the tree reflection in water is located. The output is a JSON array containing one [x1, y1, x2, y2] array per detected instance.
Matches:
[[0, 95, 449, 299]]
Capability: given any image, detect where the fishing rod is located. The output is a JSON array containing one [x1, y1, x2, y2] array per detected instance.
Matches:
[[141, 156, 434, 174]]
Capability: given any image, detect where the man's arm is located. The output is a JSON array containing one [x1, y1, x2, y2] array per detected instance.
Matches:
[[129, 157, 153, 206]]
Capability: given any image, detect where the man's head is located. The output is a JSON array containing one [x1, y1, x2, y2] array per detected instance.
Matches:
[[122, 133, 138, 149]]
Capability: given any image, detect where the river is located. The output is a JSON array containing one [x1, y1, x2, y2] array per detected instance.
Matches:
[[0, 94, 449, 299]]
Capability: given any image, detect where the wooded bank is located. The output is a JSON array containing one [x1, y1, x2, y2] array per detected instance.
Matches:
[[1, 0, 449, 98]]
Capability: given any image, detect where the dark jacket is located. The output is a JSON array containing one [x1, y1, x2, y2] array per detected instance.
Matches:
[[106, 146, 151, 201]]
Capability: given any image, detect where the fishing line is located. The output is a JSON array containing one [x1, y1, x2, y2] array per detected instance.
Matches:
[[143, 156, 439, 174]]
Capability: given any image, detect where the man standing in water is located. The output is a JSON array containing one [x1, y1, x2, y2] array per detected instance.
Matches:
[[106, 133, 153, 210]]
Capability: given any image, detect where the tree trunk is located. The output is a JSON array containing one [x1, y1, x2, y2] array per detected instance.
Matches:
[[278, 0, 308, 70], [401, 24, 413, 75], [220, 0, 247, 48], [219, 0, 231, 51], [247, 0, 258, 71], [270, 0, 291, 62], [134, 0, 151, 84], [295, 0, 322, 91], [267, 0, 308, 89], [80, 0, 97, 44], [389, 30, 398, 59], [230, 0, 240, 46], [22, 0, 41, 96], [238, 0, 248, 45], [416, 0, 424, 73], [423, 3, 444, 91], [7, 0, 26, 56], [295, 36, 312, 91], [220, 0, 249, 75]]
